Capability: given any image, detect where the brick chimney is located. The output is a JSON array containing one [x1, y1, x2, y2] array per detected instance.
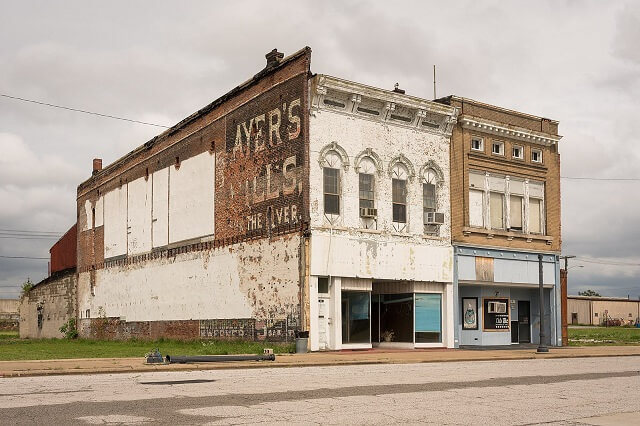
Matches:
[[393, 83, 405, 94], [265, 49, 284, 68], [92, 158, 102, 175]]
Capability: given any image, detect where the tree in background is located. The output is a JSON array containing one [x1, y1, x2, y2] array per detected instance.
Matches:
[[20, 278, 33, 297], [578, 289, 601, 297]]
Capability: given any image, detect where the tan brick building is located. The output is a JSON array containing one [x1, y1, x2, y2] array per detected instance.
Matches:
[[436, 96, 563, 347]]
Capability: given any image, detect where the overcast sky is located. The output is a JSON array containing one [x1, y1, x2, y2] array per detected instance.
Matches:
[[1, 1, 639, 299]]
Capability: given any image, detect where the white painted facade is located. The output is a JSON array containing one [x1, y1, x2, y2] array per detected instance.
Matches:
[[307, 75, 458, 351], [77, 235, 301, 322], [84, 151, 216, 261], [79, 151, 253, 323]]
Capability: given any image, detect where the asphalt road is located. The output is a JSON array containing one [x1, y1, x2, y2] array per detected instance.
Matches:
[[1, 356, 639, 425]]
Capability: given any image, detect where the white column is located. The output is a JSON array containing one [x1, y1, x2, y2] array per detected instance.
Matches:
[[309, 276, 319, 352]]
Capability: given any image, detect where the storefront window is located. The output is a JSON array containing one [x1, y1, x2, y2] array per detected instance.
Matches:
[[342, 292, 370, 344], [415, 293, 442, 343]]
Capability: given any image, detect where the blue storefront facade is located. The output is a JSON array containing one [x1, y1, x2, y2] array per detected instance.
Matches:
[[453, 246, 562, 347]]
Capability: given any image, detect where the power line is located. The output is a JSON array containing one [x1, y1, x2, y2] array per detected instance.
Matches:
[[0, 232, 62, 238], [1, 93, 170, 129], [0, 255, 49, 260], [0, 236, 60, 240], [575, 257, 640, 267], [561, 176, 640, 181], [0, 228, 64, 235]]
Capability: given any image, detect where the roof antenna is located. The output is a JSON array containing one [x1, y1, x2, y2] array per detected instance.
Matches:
[[433, 65, 437, 100]]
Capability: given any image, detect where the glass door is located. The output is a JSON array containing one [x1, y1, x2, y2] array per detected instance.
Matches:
[[341, 291, 371, 344], [415, 293, 442, 343]]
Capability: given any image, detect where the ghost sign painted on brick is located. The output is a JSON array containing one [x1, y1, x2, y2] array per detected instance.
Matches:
[[221, 73, 306, 238]]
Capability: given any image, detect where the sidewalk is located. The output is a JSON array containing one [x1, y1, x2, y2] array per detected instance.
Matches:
[[1, 345, 639, 378]]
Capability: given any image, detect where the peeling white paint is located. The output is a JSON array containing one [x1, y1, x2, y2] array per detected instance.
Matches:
[[103, 185, 128, 258], [127, 176, 152, 255], [78, 235, 300, 323], [168, 151, 215, 244]]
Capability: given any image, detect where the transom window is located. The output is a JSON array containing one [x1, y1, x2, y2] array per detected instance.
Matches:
[[492, 141, 505, 156], [531, 149, 542, 163], [471, 137, 484, 151], [512, 145, 523, 159]]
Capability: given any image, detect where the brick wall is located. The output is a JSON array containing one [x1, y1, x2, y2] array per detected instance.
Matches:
[[73, 48, 312, 340], [50, 224, 77, 274], [445, 97, 561, 253]]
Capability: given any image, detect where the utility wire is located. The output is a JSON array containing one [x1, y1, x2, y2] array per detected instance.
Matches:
[[0, 228, 64, 235], [0, 94, 639, 181], [575, 257, 640, 267], [0, 255, 48, 260], [0, 236, 60, 240], [561, 176, 640, 181], [1, 93, 170, 129]]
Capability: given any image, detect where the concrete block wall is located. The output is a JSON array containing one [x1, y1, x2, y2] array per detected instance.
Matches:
[[19, 269, 77, 338]]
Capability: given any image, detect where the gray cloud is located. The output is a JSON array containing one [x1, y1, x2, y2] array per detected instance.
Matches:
[[1, 0, 639, 297]]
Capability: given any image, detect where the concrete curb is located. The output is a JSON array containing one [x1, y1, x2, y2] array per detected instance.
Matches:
[[2, 347, 640, 378]]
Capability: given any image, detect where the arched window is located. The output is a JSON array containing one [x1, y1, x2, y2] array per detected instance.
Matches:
[[422, 168, 438, 235], [323, 150, 342, 216], [391, 163, 409, 230], [358, 157, 376, 210]]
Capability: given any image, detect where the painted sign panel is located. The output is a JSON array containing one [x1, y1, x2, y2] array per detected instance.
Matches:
[[220, 74, 306, 238], [461, 297, 478, 330]]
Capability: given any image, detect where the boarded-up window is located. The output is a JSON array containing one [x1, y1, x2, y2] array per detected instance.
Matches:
[[476, 257, 494, 281], [510, 195, 523, 231], [529, 198, 542, 233], [490, 192, 504, 229], [469, 189, 484, 227]]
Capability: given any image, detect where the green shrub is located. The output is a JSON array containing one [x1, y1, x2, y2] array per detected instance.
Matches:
[[59, 318, 78, 339]]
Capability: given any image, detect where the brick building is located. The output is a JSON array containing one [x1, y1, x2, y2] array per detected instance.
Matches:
[[20, 46, 562, 348], [435, 96, 562, 347]]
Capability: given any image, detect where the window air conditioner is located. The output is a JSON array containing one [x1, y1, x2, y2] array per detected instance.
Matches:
[[488, 301, 507, 314], [359, 208, 377, 218], [425, 212, 445, 225]]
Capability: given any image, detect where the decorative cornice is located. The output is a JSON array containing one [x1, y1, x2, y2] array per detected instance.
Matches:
[[313, 75, 458, 137], [460, 115, 562, 146]]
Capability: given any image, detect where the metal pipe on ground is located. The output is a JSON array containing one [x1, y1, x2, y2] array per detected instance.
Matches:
[[165, 354, 276, 364]]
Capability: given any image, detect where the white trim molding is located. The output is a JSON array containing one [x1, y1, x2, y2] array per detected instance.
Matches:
[[313, 75, 459, 136], [318, 142, 350, 170], [460, 115, 562, 146]]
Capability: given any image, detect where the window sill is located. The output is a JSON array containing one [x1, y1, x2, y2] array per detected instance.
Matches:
[[462, 226, 553, 244], [390, 231, 411, 237], [359, 228, 383, 234]]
